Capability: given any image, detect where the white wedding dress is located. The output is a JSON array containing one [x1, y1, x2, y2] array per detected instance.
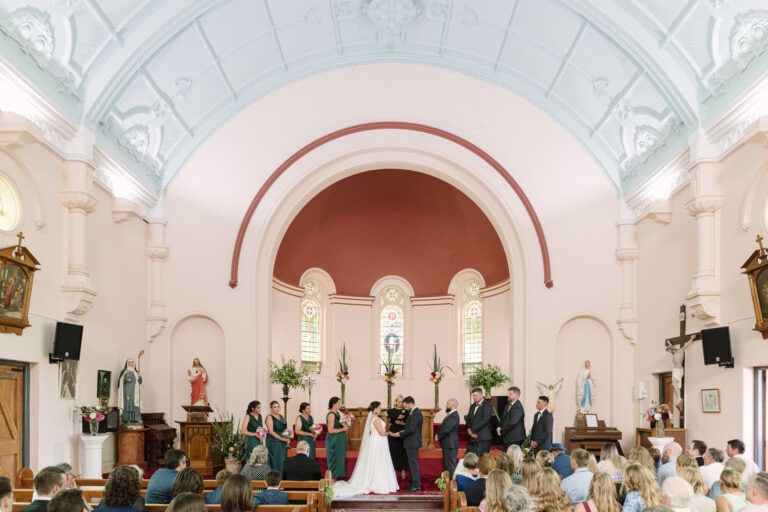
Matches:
[[332, 413, 399, 496]]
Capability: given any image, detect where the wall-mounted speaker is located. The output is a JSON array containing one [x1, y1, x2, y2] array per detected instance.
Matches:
[[701, 326, 734, 368], [50, 321, 83, 363]]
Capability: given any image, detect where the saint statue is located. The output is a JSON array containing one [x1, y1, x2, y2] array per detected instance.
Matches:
[[666, 337, 694, 411], [187, 358, 208, 406], [576, 360, 595, 414], [118, 358, 142, 423]]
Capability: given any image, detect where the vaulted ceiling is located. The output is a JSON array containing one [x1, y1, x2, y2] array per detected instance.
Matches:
[[0, 0, 767, 199]]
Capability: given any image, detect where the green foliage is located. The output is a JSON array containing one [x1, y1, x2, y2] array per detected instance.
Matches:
[[435, 474, 447, 491], [323, 480, 334, 505], [269, 355, 309, 391], [211, 413, 246, 461], [467, 364, 511, 396]]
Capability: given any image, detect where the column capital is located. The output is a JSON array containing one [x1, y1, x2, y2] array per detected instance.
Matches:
[[61, 191, 98, 213]]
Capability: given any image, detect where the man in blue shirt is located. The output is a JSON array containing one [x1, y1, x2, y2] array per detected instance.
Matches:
[[561, 448, 593, 505], [551, 443, 574, 479], [146, 449, 187, 504], [253, 470, 289, 508], [204, 469, 232, 504], [658, 442, 682, 486]]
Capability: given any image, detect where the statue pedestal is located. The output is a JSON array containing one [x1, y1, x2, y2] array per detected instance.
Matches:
[[116, 428, 148, 469], [79, 434, 109, 478]]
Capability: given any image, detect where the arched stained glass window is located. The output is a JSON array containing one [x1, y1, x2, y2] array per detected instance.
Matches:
[[462, 280, 483, 375], [300, 280, 321, 373], [380, 287, 405, 375]]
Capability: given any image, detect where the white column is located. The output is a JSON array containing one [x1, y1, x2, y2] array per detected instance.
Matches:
[[616, 219, 639, 343], [78, 434, 108, 478], [684, 163, 723, 326], [146, 201, 168, 342]]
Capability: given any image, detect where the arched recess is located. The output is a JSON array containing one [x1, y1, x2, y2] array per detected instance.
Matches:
[[739, 156, 768, 233], [169, 313, 226, 423], [236, 127, 534, 399], [0, 147, 47, 237], [554, 314, 614, 438]]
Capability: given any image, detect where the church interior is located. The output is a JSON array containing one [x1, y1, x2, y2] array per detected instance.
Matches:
[[0, 0, 768, 482]]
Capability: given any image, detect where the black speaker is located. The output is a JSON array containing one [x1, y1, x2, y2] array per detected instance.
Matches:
[[52, 322, 83, 361], [701, 326, 734, 367]]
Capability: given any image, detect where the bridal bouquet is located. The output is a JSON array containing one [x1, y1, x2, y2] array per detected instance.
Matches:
[[311, 424, 323, 436], [282, 428, 294, 439], [256, 427, 267, 442], [340, 414, 355, 427]]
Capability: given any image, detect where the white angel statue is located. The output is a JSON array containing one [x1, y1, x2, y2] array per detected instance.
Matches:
[[536, 377, 564, 413]]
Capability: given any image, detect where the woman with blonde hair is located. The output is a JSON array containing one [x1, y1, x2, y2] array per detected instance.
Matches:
[[495, 453, 513, 475], [574, 472, 620, 512], [521, 458, 541, 494], [531, 467, 571, 512], [506, 445, 523, 484], [535, 450, 554, 468], [715, 468, 748, 512], [622, 462, 662, 512], [677, 454, 699, 471], [678, 467, 716, 512], [598, 443, 626, 482], [479, 469, 513, 512], [628, 446, 655, 474]]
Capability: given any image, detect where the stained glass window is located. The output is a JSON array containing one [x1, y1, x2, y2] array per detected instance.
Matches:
[[300, 296, 321, 373], [462, 281, 483, 375], [380, 304, 404, 375]]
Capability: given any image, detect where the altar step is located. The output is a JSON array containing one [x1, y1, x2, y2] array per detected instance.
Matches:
[[332, 493, 443, 511]]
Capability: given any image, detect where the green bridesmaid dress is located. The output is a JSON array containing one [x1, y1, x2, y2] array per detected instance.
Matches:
[[325, 411, 347, 478]]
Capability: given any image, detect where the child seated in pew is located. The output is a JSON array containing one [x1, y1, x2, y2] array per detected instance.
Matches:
[[167, 493, 205, 512], [98, 465, 142, 512], [252, 471, 288, 508], [204, 470, 232, 505]]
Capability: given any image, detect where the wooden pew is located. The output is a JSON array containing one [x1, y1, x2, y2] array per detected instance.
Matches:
[[449, 478, 459, 512], [16, 468, 33, 489], [440, 471, 450, 512], [12, 503, 30, 512]]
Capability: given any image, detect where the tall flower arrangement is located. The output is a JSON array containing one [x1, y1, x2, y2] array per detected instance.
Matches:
[[429, 343, 453, 409], [336, 343, 350, 407], [382, 351, 397, 408], [468, 364, 511, 398], [646, 402, 671, 437]]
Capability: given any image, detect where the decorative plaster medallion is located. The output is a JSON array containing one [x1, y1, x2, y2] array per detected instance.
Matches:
[[430, 2, 449, 19], [305, 5, 322, 24], [122, 125, 150, 156], [592, 77, 612, 100], [358, 0, 426, 43], [730, 10, 768, 68], [152, 99, 170, 121], [174, 77, 191, 99], [461, 5, 479, 25], [4, 7, 55, 63], [332, 0, 356, 18], [634, 126, 661, 159]]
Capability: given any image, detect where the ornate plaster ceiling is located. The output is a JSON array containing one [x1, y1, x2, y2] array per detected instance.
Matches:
[[0, 0, 767, 199]]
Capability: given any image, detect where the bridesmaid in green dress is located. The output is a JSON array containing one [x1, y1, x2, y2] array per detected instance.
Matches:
[[239, 400, 263, 457], [294, 402, 318, 459], [265, 400, 290, 473], [325, 396, 350, 479]]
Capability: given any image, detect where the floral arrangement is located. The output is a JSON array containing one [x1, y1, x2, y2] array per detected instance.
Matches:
[[468, 363, 511, 398], [80, 405, 106, 423], [311, 424, 323, 436], [256, 427, 267, 442], [521, 436, 533, 457], [429, 343, 453, 384], [382, 351, 397, 385], [646, 402, 671, 424], [336, 343, 350, 383], [434, 474, 447, 491], [211, 413, 246, 461], [282, 428, 294, 439], [269, 355, 309, 397], [340, 414, 355, 427], [323, 480, 334, 505]]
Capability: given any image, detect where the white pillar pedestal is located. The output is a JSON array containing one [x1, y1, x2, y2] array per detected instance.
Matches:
[[79, 434, 108, 478], [648, 436, 675, 454]]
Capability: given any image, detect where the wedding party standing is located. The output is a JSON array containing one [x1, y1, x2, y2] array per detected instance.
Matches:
[[391, 396, 423, 491], [240, 401, 263, 457], [530, 396, 554, 452], [294, 402, 318, 459], [387, 395, 407, 479], [437, 398, 460, 477], [326, 397, 350, 479], [498, 386, 526, 451], [264, 401, 289, 473], [333, 401, 399, 496], [466, 387, 492, 455]]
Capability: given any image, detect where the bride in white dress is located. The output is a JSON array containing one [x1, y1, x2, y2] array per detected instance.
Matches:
[[332, 401, 399, 496]]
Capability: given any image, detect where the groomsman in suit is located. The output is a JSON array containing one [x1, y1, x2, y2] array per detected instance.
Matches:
[[391, 396, 423, 491], [530, 396, 553, 452], [437, 398, 460, 477], [497, 386, 526, 451], [465, 387, 493, 455]]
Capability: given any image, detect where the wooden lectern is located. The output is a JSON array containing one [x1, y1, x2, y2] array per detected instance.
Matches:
[[564, 415, 622, 457], [176, 405, 217, 475], [345, 407, 439, 450]]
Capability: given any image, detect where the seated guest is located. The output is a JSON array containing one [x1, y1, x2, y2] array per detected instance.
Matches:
[[629, 446, 656, 474], [495, 452, 513, 475], [678, 455, 700, 471], [562, 448, 594, 505], [532, 467, 571, 512], [551, 443, 574, 479], [715, 468, 748, 512], [506, 445, 524, 484], [145, 449, 187, 504], [678, 467, 716, 512], [521, 458, 542, 494], [55, 464, 78, 490], [574, 472, 621, 512], [662, 477, 695, 512], [48, 489, 88, 512], [743, 472, 768, 512], [204, 470, 232, 505], [598, 443, 626, 483], [478, 469, 512, 512], [454, 440, 482, 479], [242, 445, 271, 481], [622, 462, 663, 512], [282, 440, 321, 481], [701, 449, 726, 490], [503, 484, 532, 512], [220, 474, 253, 512], [170, 468, 203, 499], [689, 441, 708, 467], [0, 476, 12, 512], [659, 443, 684, 486], [166, 492, 206, 512], [455, 452, 480, 491], [727, 440, 761, 481], [98, 465, 142, 512], [650, 447, 663, 472], [710, 458, 747, 500], [536, 450, 554, 468], [253, 470, 289, 508], [465, 454, 496, 506], [21, 466, 66, 512]]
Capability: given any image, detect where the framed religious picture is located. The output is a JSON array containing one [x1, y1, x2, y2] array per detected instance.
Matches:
[[585, 414, 599, 428], [97, 370, 111, 400], [59, 360, 78, 399], [0, 234, 40, 335], [701, 388, 720, 413]]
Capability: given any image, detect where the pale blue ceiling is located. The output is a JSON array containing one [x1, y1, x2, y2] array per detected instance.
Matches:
[[0, 0, 767, 197]]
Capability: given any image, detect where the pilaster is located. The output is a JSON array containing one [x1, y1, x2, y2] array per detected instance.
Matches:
[[146, 201, 168, 341], [616, 220, 639, 343]]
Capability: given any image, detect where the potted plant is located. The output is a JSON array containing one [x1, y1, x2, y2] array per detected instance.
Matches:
[[269, 355, 309, 418], [429, 343, 453, 409], [211, 412, 246, 473], [467, 364, 511, 398]]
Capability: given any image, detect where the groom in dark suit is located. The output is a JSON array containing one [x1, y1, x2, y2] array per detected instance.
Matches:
[[530, 395, 553, 452], [391, 395, 423, 491], [465, 387, 493, 455], [497, 386, 526, 451], [436, 398, 460, 477]]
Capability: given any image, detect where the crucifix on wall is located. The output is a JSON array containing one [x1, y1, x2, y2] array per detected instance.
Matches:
[[664, 305, 700, 420]]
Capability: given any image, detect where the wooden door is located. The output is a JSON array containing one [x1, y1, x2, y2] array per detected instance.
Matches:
[[0, 363, 24, 482]]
